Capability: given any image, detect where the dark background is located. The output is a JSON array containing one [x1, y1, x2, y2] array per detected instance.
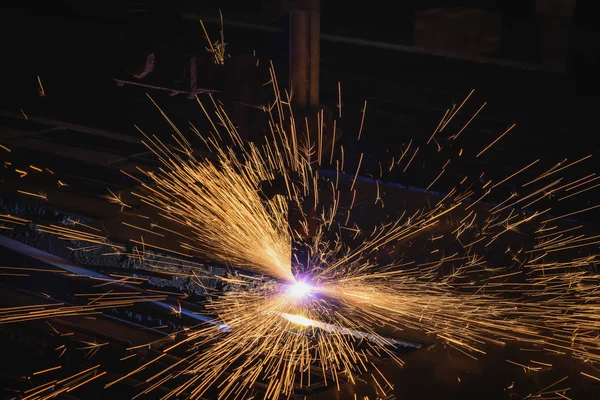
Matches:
[[2, 0, 599, 217]]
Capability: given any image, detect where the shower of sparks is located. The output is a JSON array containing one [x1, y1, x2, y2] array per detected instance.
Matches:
[[2, 65, 600, 399]]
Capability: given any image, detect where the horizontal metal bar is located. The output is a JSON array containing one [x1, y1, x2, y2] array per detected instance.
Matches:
[[0, 110, 142, 144], [0, 234, 216, 325], [113, 79, 218, 99]]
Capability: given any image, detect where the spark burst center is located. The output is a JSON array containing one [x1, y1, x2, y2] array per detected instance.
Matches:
[[287, 281, 313, 298]]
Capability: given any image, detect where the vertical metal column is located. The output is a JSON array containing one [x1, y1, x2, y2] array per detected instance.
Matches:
[[287, 0, 320, 108]]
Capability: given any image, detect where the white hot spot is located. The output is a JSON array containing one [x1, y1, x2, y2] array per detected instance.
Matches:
[[288, 281, 313, 298]]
